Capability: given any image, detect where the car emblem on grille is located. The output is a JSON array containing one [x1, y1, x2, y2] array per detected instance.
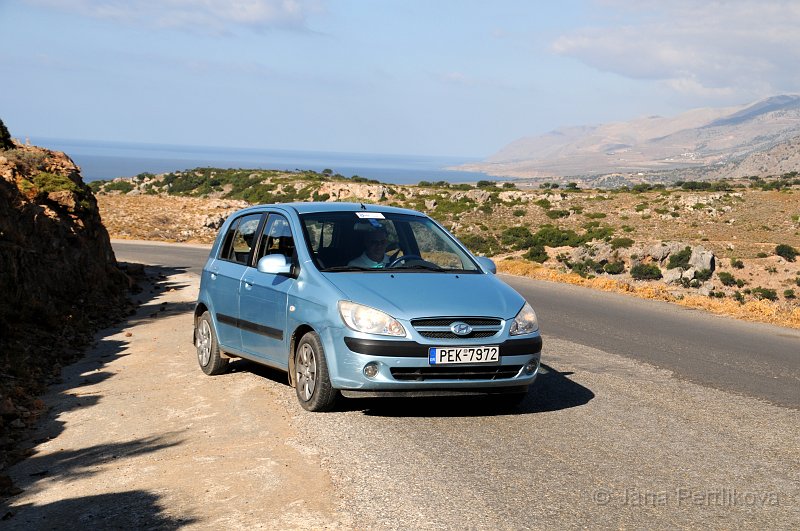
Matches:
[[450, 322, 473, 336]]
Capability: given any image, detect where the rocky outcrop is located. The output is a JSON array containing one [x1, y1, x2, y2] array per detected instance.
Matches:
[[0, 141, 129, 472], [318, 182, 387, 201]]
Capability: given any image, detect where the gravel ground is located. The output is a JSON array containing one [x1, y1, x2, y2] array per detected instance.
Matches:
[[2, 268, 797, 529]]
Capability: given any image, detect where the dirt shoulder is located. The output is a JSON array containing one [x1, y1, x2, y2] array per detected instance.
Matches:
[[2, 268, 349, 528]]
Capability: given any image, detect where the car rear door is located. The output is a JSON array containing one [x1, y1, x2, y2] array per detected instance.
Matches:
[[206, 212, 264, 351]]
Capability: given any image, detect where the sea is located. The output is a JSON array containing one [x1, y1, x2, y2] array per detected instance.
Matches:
[[28, 137, 498, 186]]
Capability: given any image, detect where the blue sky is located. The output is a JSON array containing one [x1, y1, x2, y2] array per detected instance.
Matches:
[[2, 0, 799, 158]]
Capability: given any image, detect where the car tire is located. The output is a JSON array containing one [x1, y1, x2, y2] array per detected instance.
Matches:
[[196, 312, 229, 376], [294, 331, 338, 412]]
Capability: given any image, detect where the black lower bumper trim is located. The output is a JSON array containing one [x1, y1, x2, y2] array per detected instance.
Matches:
[[343, 336, 542, 358]]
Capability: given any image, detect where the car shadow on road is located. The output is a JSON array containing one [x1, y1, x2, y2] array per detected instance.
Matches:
[[231, 357, 595, 418], [351, 363, 594, 417]]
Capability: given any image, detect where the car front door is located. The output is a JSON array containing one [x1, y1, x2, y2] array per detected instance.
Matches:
[[239, 213, 296, 365]]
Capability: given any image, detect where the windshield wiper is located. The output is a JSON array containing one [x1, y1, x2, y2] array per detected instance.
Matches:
[[389, 263, 447, 272], [321, 265, 375, 272]]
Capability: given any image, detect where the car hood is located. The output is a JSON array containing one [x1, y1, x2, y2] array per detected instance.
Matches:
[[324, 272, 526, 320]]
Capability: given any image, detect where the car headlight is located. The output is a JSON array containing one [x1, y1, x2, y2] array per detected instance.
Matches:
[[338, 301, 406, 337], [509, 302, 539, 336]]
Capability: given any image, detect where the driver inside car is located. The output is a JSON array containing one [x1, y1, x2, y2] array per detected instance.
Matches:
[[348, 227, 392, 268]]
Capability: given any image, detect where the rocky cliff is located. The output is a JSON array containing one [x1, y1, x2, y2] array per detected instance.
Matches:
[[0, 137, 129, 474]]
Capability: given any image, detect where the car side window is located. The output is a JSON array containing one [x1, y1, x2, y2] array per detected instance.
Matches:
[[219, 213, 263, 265], [255, 214, 296, 264]]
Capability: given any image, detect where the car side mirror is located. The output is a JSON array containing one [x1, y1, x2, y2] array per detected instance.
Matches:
[[257, 254, 293, 275], [475, 256, 496, 274]]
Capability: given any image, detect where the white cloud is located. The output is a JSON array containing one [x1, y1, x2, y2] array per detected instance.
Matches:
[[552, 1, 800, 101], [27, 0, 323, 34]]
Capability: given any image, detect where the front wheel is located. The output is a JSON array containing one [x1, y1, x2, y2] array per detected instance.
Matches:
[[196, 312, 228, 376], [295, 332, 338, 412]]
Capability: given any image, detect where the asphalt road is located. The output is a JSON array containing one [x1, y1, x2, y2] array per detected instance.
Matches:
[[112, 240, 800, 409], [12, 239, 795, 528]]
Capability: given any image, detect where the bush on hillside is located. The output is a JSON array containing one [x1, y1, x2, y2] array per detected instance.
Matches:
[[0, 118, 13, 150], [667, 246, 692, 270], [775, 244, 798, 262], [630, 263, 662, 280]]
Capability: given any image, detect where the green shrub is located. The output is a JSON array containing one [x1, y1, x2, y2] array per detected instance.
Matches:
[[534, 198, 551, 209], [733, 291, 745, 304], [667, 246, 692, 270], [31, 172, 81, 194], [751, 287, 778, 301], [105, 180, 135, 194], [731, 259, 744, 269], [459, 233, 498, 256], [756, 252, 768, 258], [784, 289, 796, 300], [501, 226, 535, 250], [695, 268, 712, 281], [717, 272, 737, 286], [0, 118, 13, 150], [584, 212, 607, 219], [532, 226, 583, 247], [502, 182, 516, 189], [603, 261, 625, 274], [775, 244, 799, 262], [524, 244, 549, 263], [570, 259, 603, 277], [630, 263, 662, 280], [610, 237, 634, 250], [512, 209, 526, 217], [545, 209, 570, 219], [583, 225, 614, 241], [4, 148, 46, 174]]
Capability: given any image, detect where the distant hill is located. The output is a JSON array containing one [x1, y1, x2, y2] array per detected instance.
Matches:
[[460, 95, 800, 181]]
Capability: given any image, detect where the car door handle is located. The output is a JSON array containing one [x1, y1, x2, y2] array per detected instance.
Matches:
[[243, 278, 253, 290], [210, 273, 217, 280]]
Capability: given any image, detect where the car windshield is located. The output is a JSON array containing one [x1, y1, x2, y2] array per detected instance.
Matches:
[[299, 211, 480, 273]]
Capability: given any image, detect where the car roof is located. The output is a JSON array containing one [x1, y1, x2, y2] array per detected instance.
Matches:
[[237, 202, 426, 217]]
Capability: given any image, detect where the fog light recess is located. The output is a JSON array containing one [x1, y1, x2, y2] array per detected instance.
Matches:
[[363, 362, 379, 379], [524, 358, 539, 375]]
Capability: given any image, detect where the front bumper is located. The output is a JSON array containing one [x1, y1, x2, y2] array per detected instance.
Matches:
[[322, 332, 543, 391]]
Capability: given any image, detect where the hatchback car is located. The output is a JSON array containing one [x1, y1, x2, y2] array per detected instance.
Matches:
[[194, 202, 542, 411]]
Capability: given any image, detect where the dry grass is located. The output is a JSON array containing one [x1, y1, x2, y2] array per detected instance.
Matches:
[[498, 259, 800, 329]]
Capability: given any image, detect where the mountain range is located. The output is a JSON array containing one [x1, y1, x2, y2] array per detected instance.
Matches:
[[460, 95, 800, 182]]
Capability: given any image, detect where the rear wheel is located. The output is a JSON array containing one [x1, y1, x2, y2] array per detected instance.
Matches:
[[295, 332, 338, 412], [196, 312, 228, 376]]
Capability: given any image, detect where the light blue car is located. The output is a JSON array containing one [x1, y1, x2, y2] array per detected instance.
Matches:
[[194, 202, 542, 411]]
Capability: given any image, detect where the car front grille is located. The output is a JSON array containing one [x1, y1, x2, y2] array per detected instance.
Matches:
[[411, 317, 502, 339], [390, 365, 522, 381]]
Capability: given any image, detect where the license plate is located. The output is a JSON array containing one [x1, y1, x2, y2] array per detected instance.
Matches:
[[428, 346, 499, 365]]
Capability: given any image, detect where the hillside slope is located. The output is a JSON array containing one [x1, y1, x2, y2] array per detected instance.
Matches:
[[0, 139, 129, 476], [465, 95, 800, 180]]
